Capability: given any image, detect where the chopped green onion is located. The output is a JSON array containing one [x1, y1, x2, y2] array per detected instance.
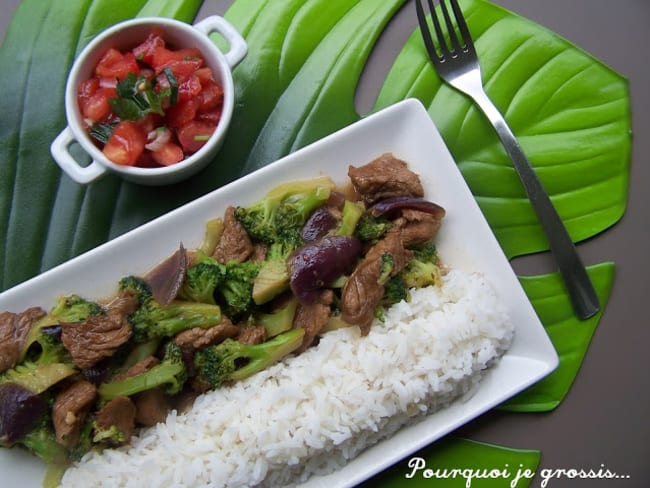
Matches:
[[89, 122, 117, 143], [161, 67, 178, 106], [193, 134, 211, 142]]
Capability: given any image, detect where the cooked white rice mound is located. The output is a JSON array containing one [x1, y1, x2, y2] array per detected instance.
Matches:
[[61, 269, 514, 488]]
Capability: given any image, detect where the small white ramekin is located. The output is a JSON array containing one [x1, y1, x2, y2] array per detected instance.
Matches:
[[51, 15, 247, 186]]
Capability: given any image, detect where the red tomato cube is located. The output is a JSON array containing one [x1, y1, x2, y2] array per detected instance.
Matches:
[[95, 49, 140, 81], [103, 121, 146, 166], [152, 142, 185, 166], [177, 121, 216, 154]]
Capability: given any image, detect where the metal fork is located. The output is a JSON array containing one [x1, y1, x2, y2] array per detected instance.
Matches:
[[415, 0, 599, 320]]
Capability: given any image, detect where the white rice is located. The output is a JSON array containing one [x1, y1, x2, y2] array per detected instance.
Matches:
[[60, 269, 514, 488]]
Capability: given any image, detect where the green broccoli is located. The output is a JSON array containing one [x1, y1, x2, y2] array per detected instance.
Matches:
[[400, 241, 441, 289], [234, 178, 334, 305], [254, 297, 298, 337], [193, 328, 305, 389], [119, 276, 223, 343], [354, 213, 393, 242], [180, 252, 227, 304], [18, 415, 69, 466], [234, 177, 334, 246], [91, 423, 127, 447], [382, 275, 409, 307], [377, 253, 395, 286], [251, 242, 292, 305], [2, 330, 77, 395], [68, 418, 94, 462], [98, 342, 188, 400], [334, 200, 365, 236], [219, 259, 261, 320]]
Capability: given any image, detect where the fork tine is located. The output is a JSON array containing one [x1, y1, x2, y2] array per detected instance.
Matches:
[[415, 0, 440, 61], [425, 0, 449, 58], [439, 0, 463, 54], [447, 0, 473, 52]]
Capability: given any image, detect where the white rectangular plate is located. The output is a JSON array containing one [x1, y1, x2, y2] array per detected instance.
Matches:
[[0, 98, 558, 487]]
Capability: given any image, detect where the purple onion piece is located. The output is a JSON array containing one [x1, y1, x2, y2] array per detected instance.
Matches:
[[301, 207, 338, 242], [0, 383, 47, 447], [41, 324, 62, 340], [145, 242, 188, 306], [289, 236, 362, 304], [368, 196, 445, 219], [83, 360, 111, 386]]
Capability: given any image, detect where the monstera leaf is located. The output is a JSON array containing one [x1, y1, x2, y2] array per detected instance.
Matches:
[[374, 0, 630, 259]]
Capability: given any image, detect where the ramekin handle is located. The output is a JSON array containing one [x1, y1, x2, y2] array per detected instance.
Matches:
[[193, 15, 248, 68], [50, 126, 107, 184]]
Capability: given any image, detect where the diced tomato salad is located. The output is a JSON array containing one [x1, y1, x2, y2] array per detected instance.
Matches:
[[78, 29, 224, 168]]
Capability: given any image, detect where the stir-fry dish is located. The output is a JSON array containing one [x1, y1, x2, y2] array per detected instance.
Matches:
[[0, 153, 446, 478]]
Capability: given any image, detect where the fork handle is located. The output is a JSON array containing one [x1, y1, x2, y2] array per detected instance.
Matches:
[[471, 90, 600, 320]]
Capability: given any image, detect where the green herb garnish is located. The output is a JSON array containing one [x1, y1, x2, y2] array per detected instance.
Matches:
[[89, 122, 118, 143], [108, 69, 179, 122], [161, 67, 178, 106]]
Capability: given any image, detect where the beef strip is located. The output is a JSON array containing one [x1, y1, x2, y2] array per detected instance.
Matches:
[[52, 379, 97, 448], [293, 289, 334, 352], [348, 153, 424, 205], [133, 388, 169, 427], [341, 232, 413, 334], [173, 319, 239, 351], [105, 289, 139, 317], [212, 206, 254, 264], [0, 307, 46, 373], [390, 208, 445, 247], [237, 325, 267, 345], [251, 242, 268, 263], [113, 355, 160, 382], [93, 395, 136, 445], [60, 306, 133, 370]]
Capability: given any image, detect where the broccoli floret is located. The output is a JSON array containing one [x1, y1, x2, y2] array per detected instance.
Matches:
[[377, 253, 395, 286], [91, 423, 127, 447], [400, 241, 441, 289], [354, 214, 393, 242], [180, 253, 227, 304], [18, 415, 69, 466], [181, 254, 261, 322], [234, 178, 334, 305], [234, 177, 334, 245], [44, 294, 104, 324], [98, 342, 188, 400], [219, 259, 261, 320], [382, 275, 409, 307], [193, 328, 305, 389], [2, 331, 77, 394], [119, 276, 223, 343]]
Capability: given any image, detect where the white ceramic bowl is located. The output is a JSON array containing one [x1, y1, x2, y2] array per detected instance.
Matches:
[[50, 16, 247, 185]]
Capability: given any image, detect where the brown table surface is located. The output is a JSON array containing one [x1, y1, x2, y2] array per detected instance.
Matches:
[[1, 1, 648, 487]]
